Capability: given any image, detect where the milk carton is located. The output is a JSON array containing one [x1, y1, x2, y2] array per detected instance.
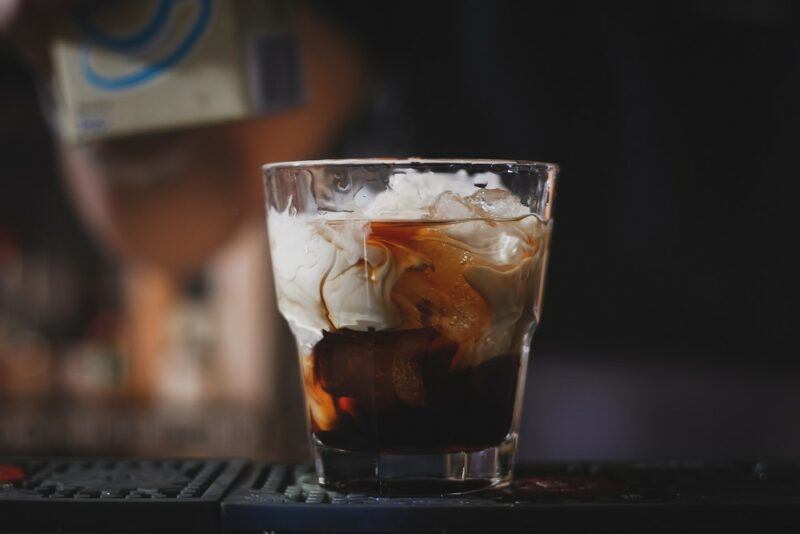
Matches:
[[50, 0, 302, 143]]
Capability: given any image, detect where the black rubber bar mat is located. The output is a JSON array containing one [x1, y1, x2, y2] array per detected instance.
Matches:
[[4, 458, 800, 532], [0, 457, 247, 532], [221, 461, 800, 533]]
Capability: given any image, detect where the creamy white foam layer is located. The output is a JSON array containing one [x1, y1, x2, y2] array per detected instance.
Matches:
[[268, 172, 547, 364]]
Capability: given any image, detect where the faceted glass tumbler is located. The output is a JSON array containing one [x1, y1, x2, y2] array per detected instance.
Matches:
[[263, 159, 557, 495]]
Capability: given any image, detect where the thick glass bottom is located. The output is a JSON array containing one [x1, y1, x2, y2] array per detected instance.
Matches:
[[314, 435, 517, 496]]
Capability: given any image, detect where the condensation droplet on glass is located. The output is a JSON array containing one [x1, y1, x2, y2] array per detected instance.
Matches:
[[354, 187, 372, 208], [333, 173, 351, 192]]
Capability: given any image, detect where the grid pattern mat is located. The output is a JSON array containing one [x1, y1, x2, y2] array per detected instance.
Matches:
[[4, 459, 800, 532], [0, 457, 246, 532], [221, 461, 800, 532], [0, 458, 241, 500]]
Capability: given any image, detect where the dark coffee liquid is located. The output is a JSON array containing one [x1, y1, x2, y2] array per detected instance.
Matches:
[[308, 327, 521, 453]]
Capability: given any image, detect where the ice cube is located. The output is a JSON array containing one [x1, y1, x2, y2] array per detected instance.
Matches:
[[429, 192, 481, 220], [313, 330, 392, 406], [390, 328, 457, 407], [391, 348, 425, 407], [464, 188, 530, 219], [313, 328, 450, 410]]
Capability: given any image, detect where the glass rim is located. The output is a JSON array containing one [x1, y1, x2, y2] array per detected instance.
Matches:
[[262, 157, 559, 173]]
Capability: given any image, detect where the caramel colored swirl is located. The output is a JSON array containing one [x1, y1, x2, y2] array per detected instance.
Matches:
[[269, 208, 549, 365]]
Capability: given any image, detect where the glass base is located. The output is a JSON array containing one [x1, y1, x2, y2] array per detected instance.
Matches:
[[313, 435, 517, 496]]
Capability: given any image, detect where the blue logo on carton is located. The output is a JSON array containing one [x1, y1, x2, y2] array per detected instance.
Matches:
[[76, 0, 213, 91]]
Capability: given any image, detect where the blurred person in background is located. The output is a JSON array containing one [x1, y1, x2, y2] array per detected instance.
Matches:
[[0, 0, 377, 459], [1, 0, 796, 462]]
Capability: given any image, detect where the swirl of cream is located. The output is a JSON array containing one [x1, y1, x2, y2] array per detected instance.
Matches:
[[268, 181, 549, 365], [268, 210, 336, 350], [317, 221, 428, 331], [441, 218, 546, 368], [268, 209, 429, 350]]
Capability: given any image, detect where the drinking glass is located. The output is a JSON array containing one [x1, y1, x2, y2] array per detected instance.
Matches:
[[263, 159, 557, 494]]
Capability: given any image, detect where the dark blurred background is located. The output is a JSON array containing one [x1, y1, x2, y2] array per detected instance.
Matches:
[[1, 0, 796, 461]]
